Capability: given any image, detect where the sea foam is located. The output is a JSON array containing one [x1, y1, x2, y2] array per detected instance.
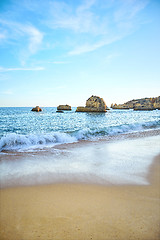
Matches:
[[0, 119, 159, 152], [0, 132, 77, 151], [1, 135, 160, 187]]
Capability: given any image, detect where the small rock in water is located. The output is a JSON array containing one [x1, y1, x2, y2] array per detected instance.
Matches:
[[31, 106, 42, 112], [56, 110, 64, 113], [57, 105, 71, 111]]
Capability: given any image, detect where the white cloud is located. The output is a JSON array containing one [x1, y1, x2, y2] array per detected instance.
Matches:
[[45, 0, 149, 55], [0, 0, 150, 59], [0, 66, 45, 72], [21, 25, 43, 54], [69, 35, 122, 55], [114, 0, 149, 22], [0, 19, 44, 63], [46, 0, 103, 35]]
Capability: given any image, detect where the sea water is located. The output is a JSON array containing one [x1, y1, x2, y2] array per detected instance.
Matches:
[[0, 107, 160, 187], [0, 107, 160, 151]]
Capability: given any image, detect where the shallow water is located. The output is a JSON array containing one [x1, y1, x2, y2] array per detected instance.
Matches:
[[0, 107, 160, 187], [0, 134, 160, 188]]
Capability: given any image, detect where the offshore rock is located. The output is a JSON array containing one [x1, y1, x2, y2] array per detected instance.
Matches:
[[57, 105, 71, 111], [31, 106, 42, 112], [76, 95, 107, 112], [110, 103, 129, 110], [111, 96, 160, 111], [56, 110, 64, 113]]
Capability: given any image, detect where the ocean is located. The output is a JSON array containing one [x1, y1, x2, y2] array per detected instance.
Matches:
[[0, 107, 160, 152], [0, 107, 160, 188]]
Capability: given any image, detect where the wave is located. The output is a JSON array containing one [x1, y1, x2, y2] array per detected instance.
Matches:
[[0, 121, 159, 151], [0, 132, 77, 151]]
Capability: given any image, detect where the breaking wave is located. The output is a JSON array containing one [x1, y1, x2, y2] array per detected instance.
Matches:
[[0, 120, 159, 152], [0, 132, 77, 151]]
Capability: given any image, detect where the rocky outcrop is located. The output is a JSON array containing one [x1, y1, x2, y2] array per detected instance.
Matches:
[[76, 95, 108, 112], [111, 96, 160, 111], [31, 106, 42, 112], [110, 103, 129, 110], [57, 105, 71, 111]]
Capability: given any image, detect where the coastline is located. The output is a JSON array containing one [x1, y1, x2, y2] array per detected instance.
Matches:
[[0, 154, 160, 239], [1, 129, 160, 188]]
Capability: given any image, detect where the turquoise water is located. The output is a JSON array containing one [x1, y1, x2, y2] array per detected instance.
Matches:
[[0, 107, 160, 151]]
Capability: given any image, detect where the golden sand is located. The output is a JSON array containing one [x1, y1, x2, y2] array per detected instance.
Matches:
[[0, 155, 160, 240]]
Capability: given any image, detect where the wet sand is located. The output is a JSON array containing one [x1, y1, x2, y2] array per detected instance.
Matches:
[[0, 154, 160, 240]]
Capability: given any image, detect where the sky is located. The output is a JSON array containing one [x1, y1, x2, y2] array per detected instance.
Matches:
[[0, 0, 160, 107]]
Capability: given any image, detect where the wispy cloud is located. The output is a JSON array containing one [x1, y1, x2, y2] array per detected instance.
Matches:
[[69, 35, 122, 55], [22, 25, 43, 54], [0, 66, 45, 72], [0, 19, 44, 63], [45, 0, 104, 34], [0, 0, 150, 60], [44, 0, 149, 55], [114, 0, 149, 22]]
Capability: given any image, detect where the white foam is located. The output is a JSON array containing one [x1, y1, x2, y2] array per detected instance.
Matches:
[[0, 120, 159, 152], [0, 135, 160, 187], [0, 132, 77, 151]]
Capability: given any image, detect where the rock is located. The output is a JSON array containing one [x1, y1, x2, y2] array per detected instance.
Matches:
[[57, 105, 71, 111], [111, 96, 160, 111], [76, 95, 107, 112], [111, 103, 129, 110], [153, 96, 160, 110], [133, 107, 154, 111], [76, 106, 101, 112], [31, 106, 42, 112], [56, 110, 64, 113]]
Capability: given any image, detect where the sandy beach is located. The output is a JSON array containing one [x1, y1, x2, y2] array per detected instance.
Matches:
[[0, 153, 160, 240], [1, 0, 160, 238]]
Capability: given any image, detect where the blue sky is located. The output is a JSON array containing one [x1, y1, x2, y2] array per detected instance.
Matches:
[[0, 0, 160, 107]]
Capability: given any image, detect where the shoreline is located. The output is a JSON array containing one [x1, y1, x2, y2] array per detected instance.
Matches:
[[0, 130, 160, 189], [0, 154, 160, 240], [1, 128, 160, 155]]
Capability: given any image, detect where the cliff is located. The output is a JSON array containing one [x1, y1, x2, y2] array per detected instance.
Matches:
[[111, 96, 160, 110]]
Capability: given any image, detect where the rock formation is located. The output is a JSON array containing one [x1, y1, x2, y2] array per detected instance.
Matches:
[[31, 106, 42, 112], [76, 95, 108, 112], [57, 105, 71, 111], [111, 96, 160, 111]]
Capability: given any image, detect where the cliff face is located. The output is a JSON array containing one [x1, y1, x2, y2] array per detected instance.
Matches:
[[76, 95, 107, 112], [111, 96, 160, 110]]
